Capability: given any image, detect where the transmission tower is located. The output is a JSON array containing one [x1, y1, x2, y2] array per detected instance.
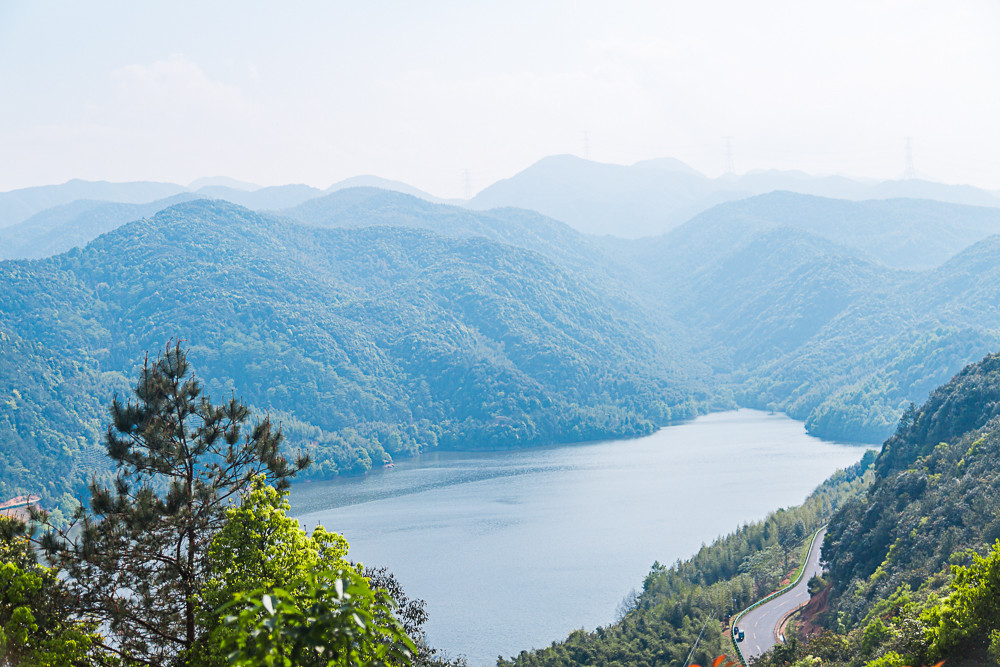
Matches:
[[903, 137, 917, 180], [724, 136, 736, 176]]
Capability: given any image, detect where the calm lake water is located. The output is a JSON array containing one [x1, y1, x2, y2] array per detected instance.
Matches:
[[289, 409, 872, 665]]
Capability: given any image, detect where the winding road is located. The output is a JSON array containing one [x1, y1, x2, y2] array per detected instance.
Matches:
[[735, 527, 826, 663]]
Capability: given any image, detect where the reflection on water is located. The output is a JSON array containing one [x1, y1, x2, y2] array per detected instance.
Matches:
[[290, 409, 873, 666]]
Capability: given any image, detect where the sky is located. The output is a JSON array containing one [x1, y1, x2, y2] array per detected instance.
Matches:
[[1, 1, 998, 198]]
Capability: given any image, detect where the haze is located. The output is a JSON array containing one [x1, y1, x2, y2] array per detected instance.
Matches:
[[2, 1, 998, 197]]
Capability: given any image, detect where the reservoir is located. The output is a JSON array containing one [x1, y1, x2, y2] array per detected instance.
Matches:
[[289, 409, 871, 665]]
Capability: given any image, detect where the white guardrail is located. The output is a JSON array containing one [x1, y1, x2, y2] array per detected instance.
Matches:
[[729, 525, 826, 667]]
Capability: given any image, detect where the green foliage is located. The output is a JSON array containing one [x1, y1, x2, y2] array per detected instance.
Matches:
[[218, 567, 415, 667], [863, 651, 904, 667], [927, 540, 1000, 658], [807, 575, 828, 596], [861, 618, 891, 655], [36, 343, 307, 665], [196, 476, 351, 666], [0, 518, 98, 667], [739, 544, 785, 596], [205, 476, 350, 597]]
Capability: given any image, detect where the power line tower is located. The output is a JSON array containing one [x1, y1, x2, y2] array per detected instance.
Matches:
[[724, 136, 736, 176], [903, 137, 917, 180]]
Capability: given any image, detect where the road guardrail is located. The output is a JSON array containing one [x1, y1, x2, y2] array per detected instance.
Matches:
[[728, 525, 826, 666]]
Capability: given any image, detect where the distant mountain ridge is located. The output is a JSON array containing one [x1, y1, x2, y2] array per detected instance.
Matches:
[[0, 176, 448, 230], [467, 155, 1000, 237], [0, 179, 189, 230], [0, 194, 200, 260]]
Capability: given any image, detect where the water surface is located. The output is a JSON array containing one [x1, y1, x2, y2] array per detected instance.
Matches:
[[290, 410, 871, 665]]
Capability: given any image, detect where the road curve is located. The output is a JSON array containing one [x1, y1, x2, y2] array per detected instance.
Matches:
[[736, 527, 826, 662]]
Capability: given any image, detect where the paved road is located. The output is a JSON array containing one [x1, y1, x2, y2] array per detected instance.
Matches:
[[735, 528, 826, 662]]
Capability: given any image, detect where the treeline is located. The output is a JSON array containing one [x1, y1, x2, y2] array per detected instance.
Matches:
[[497, 451, 875, 667]]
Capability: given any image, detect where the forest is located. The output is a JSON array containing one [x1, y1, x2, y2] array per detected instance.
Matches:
[[5, 190, 1000, 517], [0, 198, 712, 512]]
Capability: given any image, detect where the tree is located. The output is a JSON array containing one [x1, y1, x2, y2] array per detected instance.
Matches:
[[0, 517, 98, 667], [195, 476, 352, 666], [739, 545, 784, 596], [928, 539, 1000, 659], [202, 477, 415, 666], [218, 567, 415, 667], [199, 475, 457, 667], [36, 342, 309, 666]]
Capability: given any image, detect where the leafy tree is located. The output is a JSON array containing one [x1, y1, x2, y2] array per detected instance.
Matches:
[[0, 517, 98, 667], [927, 539, 1000, 658], [199, 475, 459, 667], [739, 544, 784, 596], [36, 342, 309, 666], [195, 475, 351, 665], [218, 567, 415, 667]]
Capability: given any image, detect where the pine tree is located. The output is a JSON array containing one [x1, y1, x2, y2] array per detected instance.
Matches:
[[38, 342, 310, 666]]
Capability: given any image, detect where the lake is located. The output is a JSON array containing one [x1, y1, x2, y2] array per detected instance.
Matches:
[[289, 409, 872, 665]]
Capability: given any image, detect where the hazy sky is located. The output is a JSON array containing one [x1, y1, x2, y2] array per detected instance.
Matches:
[[2, 1, 998, 197]]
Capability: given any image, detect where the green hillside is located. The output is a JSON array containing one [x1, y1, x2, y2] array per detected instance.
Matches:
[[0, 199, 712, 506], [741, 351, 1000, 667], [619, 208, 1000, 444]]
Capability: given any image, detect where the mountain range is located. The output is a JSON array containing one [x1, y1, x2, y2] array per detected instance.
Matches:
[[468, 155, 1000, 237], [4, 164, 1000, 514], [0, 198, 712, 507]]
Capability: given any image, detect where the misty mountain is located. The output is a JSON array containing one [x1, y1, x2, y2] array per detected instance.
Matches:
[[621, 210, 1000, 442], [0, 199, 711, 505], [188, 176, 260, 191], [195, 183, 324, 209], [324, 175, 455, 204], [279, 187, 610, 274], [0, 177, 454, 258], [468, 155, 1000, 238], [671, 191, 1000, 270], [0, 194, 200, 260], [8, 183, 1000, 507], [467, 154, 742, 237], [0, 179, 189, 229]]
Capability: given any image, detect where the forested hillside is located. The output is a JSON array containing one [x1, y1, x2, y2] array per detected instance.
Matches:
[[745, 351, 1000, 667], [7, 187, 1000, 508], [618, 205, 1000, 443], [0, 199, 713, 507]]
